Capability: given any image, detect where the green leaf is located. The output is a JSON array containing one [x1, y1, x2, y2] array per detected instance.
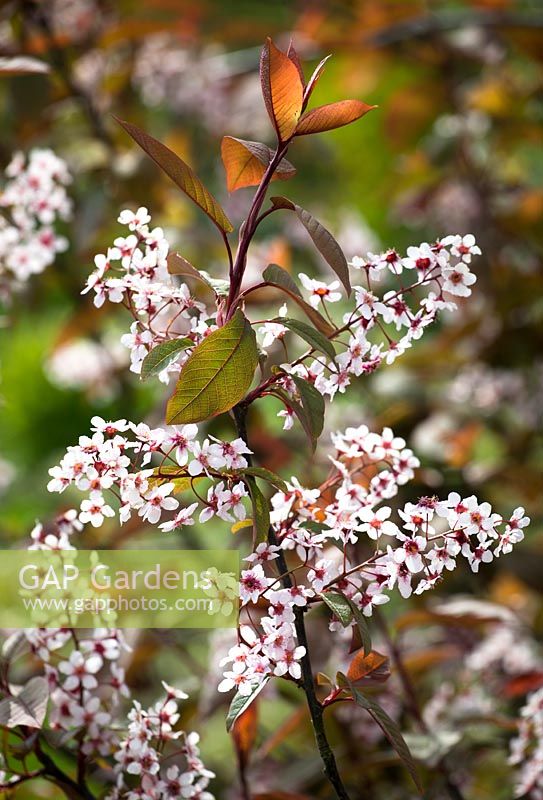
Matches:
[[115, 117, 233, 234], [271, 197, 351, 295], [321, 591, 353, 626], [226, 679, 268, 732], [272, 387, 311, 447], [277, 317, 336, 361], [262, 264, 335, 338], [166, 310, 258, 424], [345, 597, 372, 657], [147, 466, 205, 494], [291, 375, 324, 449], [272, 383, 322, 452], [238, 467, 288, 493], [320, 590, 371, 655], [338, 674, 423, 794], [247, 479, 271, 544], [140, 338, 193, 381]]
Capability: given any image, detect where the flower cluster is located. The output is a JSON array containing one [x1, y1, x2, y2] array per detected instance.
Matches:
[[47, 415, 252, 530], [257, 234, 480, 427], [111, 686, 214, 800], [216, 423, 528, 696], [0, 149, 71, 300], [82, 207, 210, 383], [0, 509, 216, 798], [510, 688, 543, 799], [416, 602, 543, 799], [22, 512, 130, 757]]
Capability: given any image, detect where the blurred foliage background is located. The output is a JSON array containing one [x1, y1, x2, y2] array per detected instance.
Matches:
[[0, 0, 542, 797]]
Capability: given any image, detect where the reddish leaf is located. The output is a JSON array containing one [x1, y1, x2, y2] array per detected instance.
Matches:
[[115, 118, 233, 234], [346, 649, 390, 685], [260, 38, 304, 142], [303, 54, 331, 103], [167, 253, 210, 286], [271, 197, 351, 295], [221, 136, 296, 192], [502, 671, 543, 698], [287, 41, 305, 87], [296, 100, 377, 136], [232, 701, 258, 770], [262, 263, 335, 337], [339, 674, 423, 794]]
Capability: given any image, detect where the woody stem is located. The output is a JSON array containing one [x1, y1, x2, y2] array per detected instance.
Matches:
[[232, 403, 351, 800]]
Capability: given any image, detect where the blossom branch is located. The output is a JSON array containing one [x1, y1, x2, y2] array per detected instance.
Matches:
[[232, 402, 352, 800]]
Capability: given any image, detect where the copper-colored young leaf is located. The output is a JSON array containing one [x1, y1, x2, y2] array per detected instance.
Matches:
[[221, 136, 296, 192], [115, 117, 233, 234], [346, 649, 390, 685], [232, 701, 258, 770], [260, 38, 304, 142], [166, 310, 258, 424], [287, 41, 305, 87], [296, 100, 377, 136], [271, 197, 351, 295], [303, 54, 331, 103]]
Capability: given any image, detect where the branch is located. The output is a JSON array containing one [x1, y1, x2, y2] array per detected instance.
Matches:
[[34, 738, 96, 800], [225, 143, 290, 318], [232, 403, 352, 800]]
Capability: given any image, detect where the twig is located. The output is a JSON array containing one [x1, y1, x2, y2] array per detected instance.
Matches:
[[34, 737, 96, 800], [232, 403, 352, 800]]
